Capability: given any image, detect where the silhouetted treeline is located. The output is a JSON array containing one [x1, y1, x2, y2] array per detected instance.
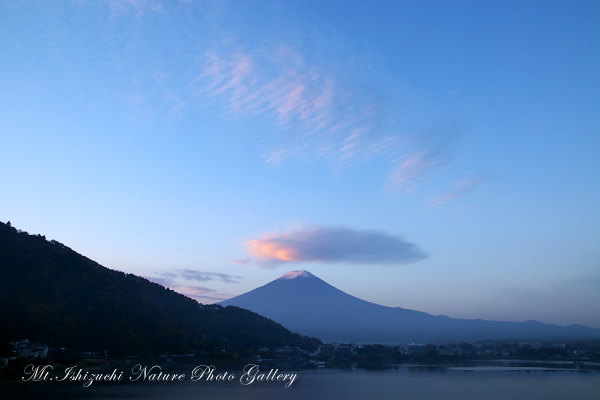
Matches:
[[0, 221, 320, 356], [355, 341, 600, 362]]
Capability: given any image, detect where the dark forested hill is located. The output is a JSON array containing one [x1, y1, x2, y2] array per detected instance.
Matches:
[[0, 221, 319, 355]]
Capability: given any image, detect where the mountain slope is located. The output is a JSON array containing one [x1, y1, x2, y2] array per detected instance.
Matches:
[[221, 270, 600, 343], [0, 222, 320, 355]]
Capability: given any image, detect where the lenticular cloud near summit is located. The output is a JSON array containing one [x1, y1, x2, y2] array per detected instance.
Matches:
[[246, 226, 427, 266]]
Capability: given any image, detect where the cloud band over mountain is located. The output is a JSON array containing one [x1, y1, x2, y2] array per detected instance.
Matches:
[[247, 226, 426, 266]]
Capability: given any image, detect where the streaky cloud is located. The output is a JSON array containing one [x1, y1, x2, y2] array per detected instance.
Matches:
[[171, 284, 230, 302], [145, 275, 174, 287], [431, 175, 486, 206], [178, 269, 241, 283], [387, 121, 463, 191], [145, 271, 236, 303], [389, 150, 437, 189]]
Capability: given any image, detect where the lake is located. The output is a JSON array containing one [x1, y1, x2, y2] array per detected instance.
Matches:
[[3, 363, 600, 399]]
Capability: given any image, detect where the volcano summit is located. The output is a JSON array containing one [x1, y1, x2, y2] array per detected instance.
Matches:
[[221, 270, 600, 343]]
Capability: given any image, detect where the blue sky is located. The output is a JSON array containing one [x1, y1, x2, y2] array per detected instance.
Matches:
[[1, 0, 599, 327]]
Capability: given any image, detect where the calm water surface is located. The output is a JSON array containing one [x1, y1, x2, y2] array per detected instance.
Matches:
[[3, 364, 600, 400]]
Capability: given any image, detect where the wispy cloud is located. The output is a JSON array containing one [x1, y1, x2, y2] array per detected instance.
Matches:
[[193, 48, 338, 133], [145, 275, 173, 287], [178, 270, 241, 283], [145, 269, 239, 303], [148, 269, 240, 286], [173, 285, 229, 302], [386, 121, 463, 191], [431, 175, 486, 206], [93, 0, 468, 197], [388, 151, 437, 190], [191, 47, 466, 183], [191, 47, 394, 169], [246, 226, 426, 267]]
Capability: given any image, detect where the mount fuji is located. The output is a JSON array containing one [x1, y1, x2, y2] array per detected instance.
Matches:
[[220, 270, 600, 344]]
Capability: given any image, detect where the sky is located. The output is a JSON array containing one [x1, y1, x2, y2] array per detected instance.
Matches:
[[1, 0, 599, 328]]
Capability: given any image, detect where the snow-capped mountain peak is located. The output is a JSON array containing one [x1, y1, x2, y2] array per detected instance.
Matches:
[[278, 270, 315, 280]]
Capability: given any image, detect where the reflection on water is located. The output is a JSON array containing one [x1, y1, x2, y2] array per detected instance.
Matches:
[[3, 362, 600, 400]]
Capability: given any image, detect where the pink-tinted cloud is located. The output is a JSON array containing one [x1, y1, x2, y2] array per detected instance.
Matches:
[[431, 175, 487, 206], [188, 46, 466, 198], [338, 128, 364, 161], [87, 1, 466, 199], [246, 226, 426, 267], [174, 285, 229, 302], [197, 51, 333, 128], [211, 55, 252, 96], [190, 46, 468, 198], [278, 83, 306, 118], [388, 151, 437, 190], [145, 269, 239, 303], [191, 48, 385, 167]]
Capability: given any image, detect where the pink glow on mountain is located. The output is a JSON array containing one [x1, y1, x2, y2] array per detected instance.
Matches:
[[278, 270, 315, 280]]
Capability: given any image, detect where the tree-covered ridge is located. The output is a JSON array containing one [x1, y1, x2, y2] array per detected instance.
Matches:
[[0, 221, 320, 356]]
